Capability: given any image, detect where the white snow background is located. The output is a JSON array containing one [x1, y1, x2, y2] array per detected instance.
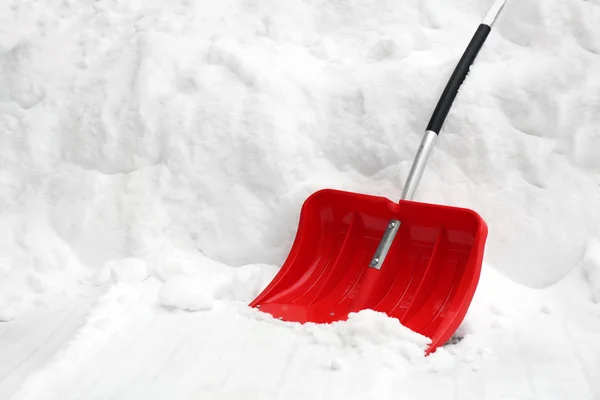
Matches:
[[1, 0, 599, 398]]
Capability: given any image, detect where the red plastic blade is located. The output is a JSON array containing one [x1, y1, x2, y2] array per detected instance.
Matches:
[[249, 189, 488, 354]]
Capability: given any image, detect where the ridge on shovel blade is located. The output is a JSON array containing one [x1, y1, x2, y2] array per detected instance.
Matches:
[[249, 189, 488, 354]]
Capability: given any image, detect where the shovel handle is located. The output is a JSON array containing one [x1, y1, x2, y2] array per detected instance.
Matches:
[[427, 0, 506, 134], [400, 0, 506, 202], [426, 24, 491, 134], [371, 0, 506, 270]]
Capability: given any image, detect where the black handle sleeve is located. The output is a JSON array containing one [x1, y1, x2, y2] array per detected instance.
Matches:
[[426, 24, 492, 135]]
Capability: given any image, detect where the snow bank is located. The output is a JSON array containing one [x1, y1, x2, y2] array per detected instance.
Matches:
[[1, 0, 598, 321]]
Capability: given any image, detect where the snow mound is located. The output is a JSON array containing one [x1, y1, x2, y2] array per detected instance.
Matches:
[[310, 309, 431, 360], [156, 252, 277, 311], [159, 273, 229, 311], [246, 307, 432, 364]]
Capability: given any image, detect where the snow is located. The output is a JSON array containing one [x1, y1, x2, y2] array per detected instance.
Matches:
[[582, 239, 600, 303], [108, 258, 148, 284], [0, 0, 599, 398]]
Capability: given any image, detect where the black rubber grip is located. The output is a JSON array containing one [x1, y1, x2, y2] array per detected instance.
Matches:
[[426, 24, 492, 135]]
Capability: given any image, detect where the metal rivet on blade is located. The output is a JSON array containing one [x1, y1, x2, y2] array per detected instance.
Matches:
[[371, 258, 379, 265], [388, 222, 396, 229]]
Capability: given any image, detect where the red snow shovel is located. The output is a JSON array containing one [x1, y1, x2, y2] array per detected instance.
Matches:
[[250, 0, 505, 354]]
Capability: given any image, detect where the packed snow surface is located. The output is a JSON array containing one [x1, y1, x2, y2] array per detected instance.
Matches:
[[1, 0, 599, 398]]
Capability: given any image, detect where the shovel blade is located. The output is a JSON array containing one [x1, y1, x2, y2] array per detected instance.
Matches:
[[250, 189, 488, 354]]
